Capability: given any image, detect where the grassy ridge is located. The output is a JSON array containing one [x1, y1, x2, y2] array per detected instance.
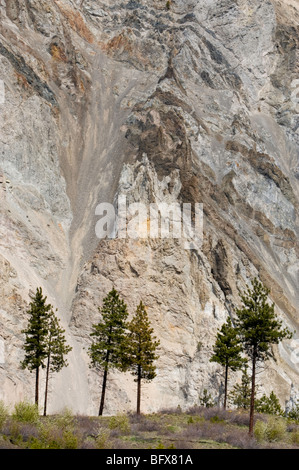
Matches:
[[0, 402, 299, 449]]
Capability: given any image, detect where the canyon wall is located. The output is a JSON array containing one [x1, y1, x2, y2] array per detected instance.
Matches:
[[0, 0, 298, 415]]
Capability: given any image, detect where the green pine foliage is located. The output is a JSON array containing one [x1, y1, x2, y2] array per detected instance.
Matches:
[[255, 391, 284, 416], [21, 287, 52, 371], [16, 282, 294, 432], [21, 287, 53, 406], [88, 288, 129, 415], [44, 310, 72, 416], [235, 278, 292, 363], [210, 316, 246, 409], [235, 278, 293, 434], [89, 288, 129, 371], [254, 416, 287, 443], [21, 287, 72, 412], [126, 301, 160, 414], [46, 312, 72, 373], [199, 389, 214, 408], [0, 400, 9, 430], [229, 365, 252, 410], [287, 402, 299, 423], [12, 401, 39, 424]]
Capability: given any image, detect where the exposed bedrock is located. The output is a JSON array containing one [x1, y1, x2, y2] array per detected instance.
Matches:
[[0, 0, 298, 414]]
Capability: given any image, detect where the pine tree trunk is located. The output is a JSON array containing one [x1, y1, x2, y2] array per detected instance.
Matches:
[[99, 365, 108, 416], [137, 365, 141, 415], [44, 353, 51, 416], [224, 363, 228, 410], [35, 366, 39, 407], [99, 334, 111, 416], [249, 351, 256, 435]]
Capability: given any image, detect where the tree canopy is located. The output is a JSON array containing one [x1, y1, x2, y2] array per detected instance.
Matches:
[[21, 287, 53, 406], [126, 301, 160, 414], [235, 278, 293, 434], [210, 316, 246, 408], [89, 288, 129, 415]]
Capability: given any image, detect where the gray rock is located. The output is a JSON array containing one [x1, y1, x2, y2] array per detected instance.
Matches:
[[0, 0, 298, 415]]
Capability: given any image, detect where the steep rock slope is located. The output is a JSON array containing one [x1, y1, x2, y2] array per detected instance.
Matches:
[[0, 0, 298, 414]]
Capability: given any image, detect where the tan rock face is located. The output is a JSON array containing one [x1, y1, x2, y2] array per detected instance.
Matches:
[[0, 0, 298, 414]]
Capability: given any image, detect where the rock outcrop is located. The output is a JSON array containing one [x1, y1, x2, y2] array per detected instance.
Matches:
[[0, 0, 298, 415]]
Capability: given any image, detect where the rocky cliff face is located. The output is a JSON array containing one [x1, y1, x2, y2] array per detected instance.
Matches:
[[0, 0, 298, 415]]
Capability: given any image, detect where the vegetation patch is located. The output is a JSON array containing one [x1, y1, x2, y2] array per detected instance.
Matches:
[[0, 405, 298, 449]]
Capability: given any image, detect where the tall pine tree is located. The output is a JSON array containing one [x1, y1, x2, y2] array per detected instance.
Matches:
[[88, 288, 129, 416], [126, 301, 160, 415], [235, 278, 293, 435], [21, 287, 52, 407], [210, 316, 246, 409], [43, 310, 72, 416]]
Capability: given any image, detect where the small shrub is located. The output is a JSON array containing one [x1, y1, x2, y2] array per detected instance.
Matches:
[[0, 401, 9, 430], [54, 408, 75, 430], [7, 421, 23, 445], [199, 389, 214, 408], [254, 419, 268, 442], [12, 401, 39, 424], [229, 366, 251, 410], [266, 417, 287, 442], [37, 421, 64, 449], [166, 1, 171, 10], [62, 429, 78, 449], [17, 422, 40, 443], [29, 438, 46, 449], [254, 417, 287, 442], [132, 417, 161, 433], [224, 409, 249, 427], [109, 414, 130, 434], [291, 430, 299, 446], [201, 421, 227, 441], [36, 418, 80, 449], [193, 406, 224, 422], [224, 428, 260, 449], [287, 403, 299, 423], [185, 405, 205, 416], [181, 422, 204, 439], [162, 424, 180, 436], [156, 441, 165, 449], [210, 415, 225, 424], [95, 427, 111, 449], [76, 415, 98, 438], [255, 391, 284, 416]]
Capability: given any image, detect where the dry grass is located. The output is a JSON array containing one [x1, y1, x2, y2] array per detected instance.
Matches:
[[1, 405, 299, 449]]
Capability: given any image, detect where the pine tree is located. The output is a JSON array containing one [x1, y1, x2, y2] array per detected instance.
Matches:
[[126, 301, 160, 415], [210, 317, 246, 409], [21, 287, 53, 407], [43, 310, 72, 416], [229, 365, 252, 410], [235, 278, 293, 435], [199, 389, 214, 408], [88, 288, 129, 416], [255, 391, 284, 416]]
